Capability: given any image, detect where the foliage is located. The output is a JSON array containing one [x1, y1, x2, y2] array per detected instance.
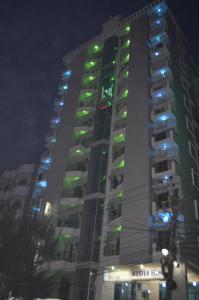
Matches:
[[0, 202, 58, 300]]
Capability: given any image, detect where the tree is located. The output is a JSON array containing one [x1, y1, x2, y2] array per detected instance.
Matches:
[[0, 201, 58, 300]]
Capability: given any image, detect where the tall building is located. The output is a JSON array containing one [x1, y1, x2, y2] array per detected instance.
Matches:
[[0, 163, 36, 217], [33, 0, 199, 299]]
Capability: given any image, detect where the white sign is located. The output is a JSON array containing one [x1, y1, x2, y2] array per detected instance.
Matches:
[[104, 268, 163, 282]]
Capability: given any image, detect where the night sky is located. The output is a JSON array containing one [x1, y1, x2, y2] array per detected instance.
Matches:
[[0, 0, 198, 170]]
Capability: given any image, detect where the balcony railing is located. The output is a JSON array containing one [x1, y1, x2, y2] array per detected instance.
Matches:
[[61, 186, 84, 198]]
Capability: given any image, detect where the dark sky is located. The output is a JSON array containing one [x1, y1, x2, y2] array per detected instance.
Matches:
[[0, 0, 198, 170]]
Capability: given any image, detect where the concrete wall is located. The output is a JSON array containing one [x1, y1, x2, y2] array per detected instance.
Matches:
[[120, 15, 152, 265], [45, 52, 86, 206]]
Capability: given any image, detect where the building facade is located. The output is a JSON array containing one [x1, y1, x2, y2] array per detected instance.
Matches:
[[34, 0, 199, 299], [0, 163, 36, 217]]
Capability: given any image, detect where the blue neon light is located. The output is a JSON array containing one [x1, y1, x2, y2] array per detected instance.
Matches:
[[63, 70, 72, 78], [51, 117, 60, 125], [38, 180, 48, 188], [159, 212, 173, 223], [155, 51, 159, 56], [159, 115, 168, 121], [162, 144, 167, 150], [59, 100, 64, 106], [32, 207, 41, 212], [63, 84, 68, 90]]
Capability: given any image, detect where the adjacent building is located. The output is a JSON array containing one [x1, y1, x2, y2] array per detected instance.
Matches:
[[33, 0, 199, 299], [0, 163, 36, 217]]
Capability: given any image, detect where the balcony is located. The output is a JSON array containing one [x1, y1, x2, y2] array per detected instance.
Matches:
[[17, 164, 35, 174], [62, 69, 72, 80], [115, 102, 127, 119], [60, 197, 84, 207], [150, 43, 170, 62], [35, 172, 48, 190], [152, 159, 178, 179], [66, 161, 88, 172], [45, 260, 76, 272], [45, 131, 56, 146], [56, 226, 80, 237], [49, 114, 61, 129], [152, 129, 176, 146], [61, 185, 84, 198], [120, 51, 130, 65], [40, 151, 52, 168], [58, 83, 68, 95], [150, 81, 174, 107], [151, 103, 173, 121], [151, 208, 172, 232], [114, 119, 126, 132], [87, 43, 103, 56], [84, 59, 100, 72], [113, 129, 126, 143], [54, 98, 64, 111], [112, 143, 125, 162], [153, 112, 176, 134], [149, 18, 167, 39], [109, 169, 124, 191], [63, 171, 87, 189], [148, 31, 168, 48], [150, 66, 172, 84], [117, 87, 128, 102], [82, 73, 98, 88], [148, 3, 167, 19], [69, 144, 89, 159], [73, 125, 93, 139], [12, 186, 29, 197], [79, 88, 97, 102], [112, 155, 125, 171], [76, 106, 93, 119], [152, 140, 179, 163], [152, 174, 180, 195]]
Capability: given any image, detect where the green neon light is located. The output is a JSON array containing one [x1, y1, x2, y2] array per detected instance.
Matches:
[[113, 225, 122, 232], [120, 89, 128, 99], [76, 110, 90, 118], [87, 44, 102, 55], [125, 25, 130, 32], [63, 176, 81, 188], [70, 148, 84, 156], [75, 130, 88, 138], [113, 133, 125, 143], [79, 91, 94, 101], [84, 61, 97, 70], [112, 60, 116, 64], [124, 54, 130, 63], [83, 75, 96, 86], [115, 191, 123, 198], [124, 70, 129, 79], [121, 111, 127, 119], [124, 39, 130, 48], [116, 160, 125, 169]]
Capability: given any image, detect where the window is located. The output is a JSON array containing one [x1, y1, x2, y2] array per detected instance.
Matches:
[[186, 116, 193, 135], [108, 202, 122, 221], [191, 168, 199, 190], [188, 140, 196, 160], [154, 130, 170, 142], [155, 160, 172, 173], [104, 232, 120, 256], [194, 200, 199, 220]]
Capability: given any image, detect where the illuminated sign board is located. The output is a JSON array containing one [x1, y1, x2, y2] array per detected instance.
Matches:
[[104, 267, 163, 282]]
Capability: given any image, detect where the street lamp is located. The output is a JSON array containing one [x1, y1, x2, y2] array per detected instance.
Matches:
[[162, 248, 169, 256]]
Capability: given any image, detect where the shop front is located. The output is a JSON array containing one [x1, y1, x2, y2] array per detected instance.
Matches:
[[97, 263, 199, 300]]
